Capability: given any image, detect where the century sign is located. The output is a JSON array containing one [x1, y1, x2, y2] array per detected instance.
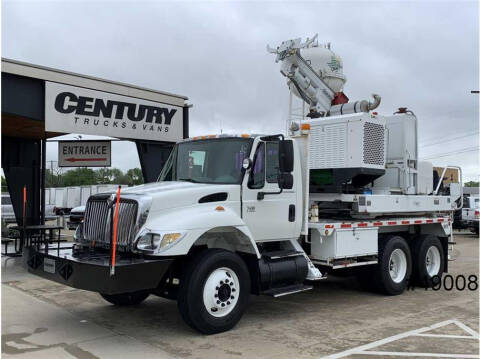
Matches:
[[58, 140, 111, 167], [45, 82, 183, 141]]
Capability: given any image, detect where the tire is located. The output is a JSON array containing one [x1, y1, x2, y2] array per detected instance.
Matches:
[[177, 249, 250, 334], [374, 235, 412, 295], [413, 235, 444, 287], [100, 291, 150, 306]]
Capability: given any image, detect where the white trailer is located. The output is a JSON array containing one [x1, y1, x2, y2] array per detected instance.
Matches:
[[53, 188, 65, 211], [95, 184, 122, 193], [25, 35, 463, 335], [49, 185, 122, 213], [65, 187, 81, 209], [80, 186, 93, 206]]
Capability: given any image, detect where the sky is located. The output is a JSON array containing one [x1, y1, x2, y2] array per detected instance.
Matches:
[[2, 0, 479, 182]]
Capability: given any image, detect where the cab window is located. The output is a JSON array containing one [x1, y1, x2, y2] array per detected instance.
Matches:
[[266, 142, 280, 183], [248, 143, 265, 189]]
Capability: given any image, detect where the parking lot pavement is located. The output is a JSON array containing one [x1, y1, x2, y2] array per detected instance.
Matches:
[[2, 232, 479, 358]]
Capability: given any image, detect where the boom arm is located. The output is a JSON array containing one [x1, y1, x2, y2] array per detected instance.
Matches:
[[267, 35, 335, 117]]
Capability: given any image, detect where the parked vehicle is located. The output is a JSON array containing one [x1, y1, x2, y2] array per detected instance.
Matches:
[[67, 206, 85, 230], [25, 36, 463, 334], [2, 193, 56, 223], [1, 194, 15, 223], [453, 188, 479, 234], [461, 195, 479, 234]]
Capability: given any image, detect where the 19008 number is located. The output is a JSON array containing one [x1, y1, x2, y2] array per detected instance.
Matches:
[[430, 274, 478, 291]]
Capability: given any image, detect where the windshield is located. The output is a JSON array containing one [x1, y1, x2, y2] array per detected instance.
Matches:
[[158, 138, 252, 184]]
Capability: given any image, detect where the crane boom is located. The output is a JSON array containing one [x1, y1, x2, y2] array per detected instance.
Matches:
[[267, 35, 335, 117]]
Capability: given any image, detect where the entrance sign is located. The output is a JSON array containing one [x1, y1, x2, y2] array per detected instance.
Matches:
[[45, 82, 183, 142], [58, 140, 111, 167]]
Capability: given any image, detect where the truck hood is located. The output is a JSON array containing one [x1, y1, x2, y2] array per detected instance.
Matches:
[[120, 181, 240, 213]]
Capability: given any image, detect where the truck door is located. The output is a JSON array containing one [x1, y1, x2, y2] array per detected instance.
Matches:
[[242, 139, 297, 241]]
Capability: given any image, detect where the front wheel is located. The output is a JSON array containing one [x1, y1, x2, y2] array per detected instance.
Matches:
[[100, 291, 150, 306], [177, 249, 250, 334]]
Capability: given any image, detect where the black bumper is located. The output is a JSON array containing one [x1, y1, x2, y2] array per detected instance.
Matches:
[[24, 247, 173, 295], [67, 221, 80, 229]]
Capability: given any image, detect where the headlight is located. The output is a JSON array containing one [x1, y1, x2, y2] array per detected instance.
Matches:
[[136, 233, 162, 251], [135, 231, 185, 253], [74, 223, 84, 242]]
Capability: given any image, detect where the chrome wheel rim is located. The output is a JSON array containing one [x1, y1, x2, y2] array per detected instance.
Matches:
[[389, 248, 407, 283], [425, 246, 441, 277], [203, 267, 239, 318]]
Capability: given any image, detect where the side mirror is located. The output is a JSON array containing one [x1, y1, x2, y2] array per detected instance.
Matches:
[[279, 140, 294, 173], [242, 158, 252, 170], [278, 173, 293, 189]]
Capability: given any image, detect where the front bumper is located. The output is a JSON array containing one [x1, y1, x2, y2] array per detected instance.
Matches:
[[67, 221, 81, 229], [24, 246, 173, 295]]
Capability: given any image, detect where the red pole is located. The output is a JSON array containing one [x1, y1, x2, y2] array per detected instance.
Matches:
[[22, 186, 27, 226], [110, 186, 121, 276]]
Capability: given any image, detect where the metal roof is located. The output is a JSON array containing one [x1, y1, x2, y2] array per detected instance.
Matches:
[[2, 58, 188, 106]]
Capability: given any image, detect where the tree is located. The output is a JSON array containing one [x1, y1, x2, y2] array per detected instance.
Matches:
[[95, 168, 125, 184], [465, 181, 479, 187], [45, 169, 60, 187], [62, 168, 97, 186], [43, 167, 143, 187], [125, 168, 144, 186]]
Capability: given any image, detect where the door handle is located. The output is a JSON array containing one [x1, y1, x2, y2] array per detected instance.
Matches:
[[288, 204, 295, 222]]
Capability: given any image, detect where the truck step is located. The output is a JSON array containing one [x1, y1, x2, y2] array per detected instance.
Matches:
[[262, 284, 313, 297], [262, 250, 303, 260]]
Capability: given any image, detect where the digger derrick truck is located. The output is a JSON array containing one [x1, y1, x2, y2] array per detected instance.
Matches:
[[25, 36, 462, 334]]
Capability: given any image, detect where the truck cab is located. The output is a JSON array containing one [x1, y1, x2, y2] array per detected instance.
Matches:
[[154, 134, 303, 245]]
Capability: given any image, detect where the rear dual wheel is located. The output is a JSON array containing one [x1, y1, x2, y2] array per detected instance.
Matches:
[[412, 235, 444, 287], [356, 235, 412, 294], [375, 235, 413, 295], [358, 234, 445, 294]]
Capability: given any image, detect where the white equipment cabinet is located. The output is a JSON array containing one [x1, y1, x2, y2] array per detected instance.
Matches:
[[308, 114, 386, 171], [311, 227, 378, 262]]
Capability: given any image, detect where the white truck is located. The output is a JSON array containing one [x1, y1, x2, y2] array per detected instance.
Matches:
[[25, 36, 462, 334], [460, 195, 479, 234]]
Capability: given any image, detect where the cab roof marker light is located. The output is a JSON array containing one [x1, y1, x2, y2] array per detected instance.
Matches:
[[300, 123, 310, 135]]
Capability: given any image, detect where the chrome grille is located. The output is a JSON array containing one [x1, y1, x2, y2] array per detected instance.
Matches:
[[83, 198, 138, 248]]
